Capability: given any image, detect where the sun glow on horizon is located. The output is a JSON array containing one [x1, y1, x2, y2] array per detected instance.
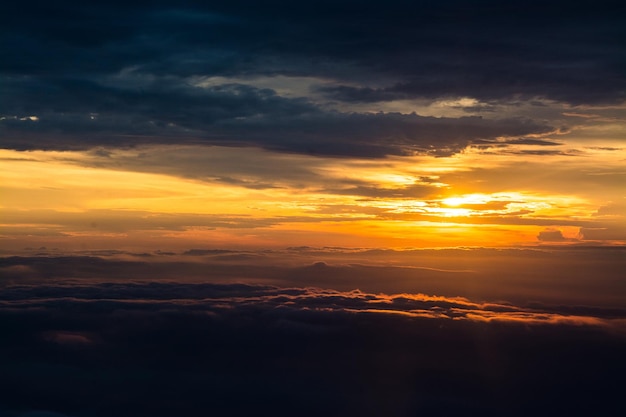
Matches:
[[1, 144, 625, 250], [442, 194, 491, 207]]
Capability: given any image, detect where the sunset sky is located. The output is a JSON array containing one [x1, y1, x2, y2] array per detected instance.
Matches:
[[2, 0, 625, 251], [1, 1, 625, 416]]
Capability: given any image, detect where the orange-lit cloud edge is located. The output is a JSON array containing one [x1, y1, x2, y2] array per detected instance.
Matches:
[[2, 280, 625, 334]]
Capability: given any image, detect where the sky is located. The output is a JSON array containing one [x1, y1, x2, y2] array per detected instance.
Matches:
[[1, 1, 626, 416]]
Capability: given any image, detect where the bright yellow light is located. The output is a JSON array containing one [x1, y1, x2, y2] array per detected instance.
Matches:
[[442, 194, 490, 206], [442, 197, 465, 206]]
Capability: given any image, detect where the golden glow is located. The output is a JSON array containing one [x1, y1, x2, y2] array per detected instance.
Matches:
[[1, 142, 625, 251]]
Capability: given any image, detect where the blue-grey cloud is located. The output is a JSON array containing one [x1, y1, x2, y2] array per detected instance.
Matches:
[[3, 1, 624, 103], [2, 0, 622, 156], [0, 77, 553, 157]]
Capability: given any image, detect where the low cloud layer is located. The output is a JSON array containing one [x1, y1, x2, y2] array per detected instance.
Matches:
[[2, 246, 624, 416], [2, 247, 625, 308], [1, 279, 624, 417], [2, 281, 623, 328]]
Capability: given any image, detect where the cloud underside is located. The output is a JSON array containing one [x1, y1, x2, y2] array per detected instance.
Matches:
[[2, 0, 624, 156], [3, 1, 624, 104], [0, 83, 552, 157]]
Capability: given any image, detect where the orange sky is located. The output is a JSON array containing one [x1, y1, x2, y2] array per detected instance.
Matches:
[[2, 127, 624, 252]]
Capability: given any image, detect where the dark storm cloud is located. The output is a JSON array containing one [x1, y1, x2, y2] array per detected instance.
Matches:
[[2, 0, 622, 156], [3, 1, 624, 101], [1, 280, 625, 417]]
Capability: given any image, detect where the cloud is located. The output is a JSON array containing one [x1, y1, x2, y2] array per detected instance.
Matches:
[[2, 1, 623, 156], [2, 246, 625, 308], [0, 209, 308, 234], [1, 280, 625, 416], [42, 331, 94, 346], [1, 281, 623, 329], [0, 80, 554, 156], [596, 202, 626, 216], [471, 137, 565, 147], [579, 226, 626, 241], [537, 228, 568, 242]]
